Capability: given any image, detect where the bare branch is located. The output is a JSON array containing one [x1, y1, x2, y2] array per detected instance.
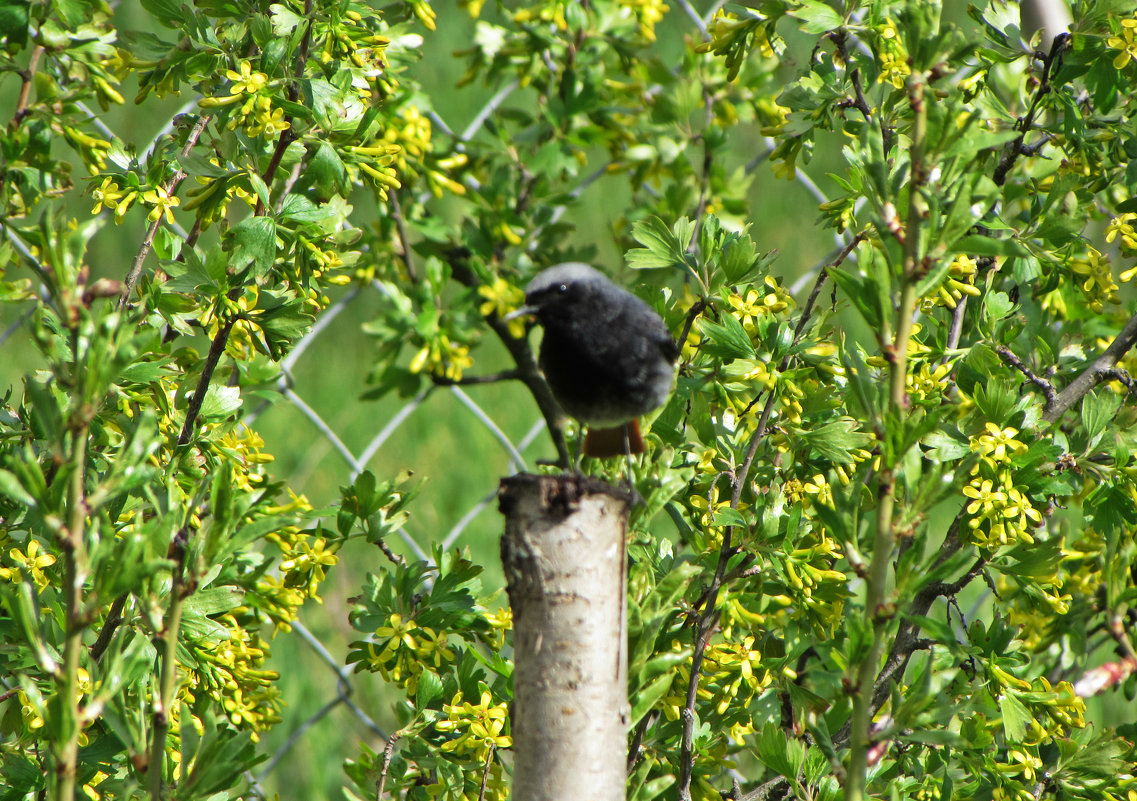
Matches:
[[1040, 311, 1137, 423]]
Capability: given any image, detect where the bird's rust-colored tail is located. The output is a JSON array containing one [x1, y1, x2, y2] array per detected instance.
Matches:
[[583, 420, 645, 458]]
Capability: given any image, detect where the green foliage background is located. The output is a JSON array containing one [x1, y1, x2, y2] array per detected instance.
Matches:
[[3, 1, 1137, 801]]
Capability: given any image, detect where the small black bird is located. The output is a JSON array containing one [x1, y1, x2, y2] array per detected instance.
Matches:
[[512, 263, 678, 459]]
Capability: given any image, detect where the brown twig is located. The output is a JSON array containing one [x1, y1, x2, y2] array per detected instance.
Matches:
[[390, 191, 419, 283], [849, 69, 872, 120], [90, 593, 129, 663], [1041, 311, 1137, 423], [996, 344, 1060, 407], [177, 312, 237, 446], [119, 114, 212, 307], [447, 252, 572, 467], [374, 537, 407, 568], [375, 733, 400, 800], [430, 369, 522, 386], [993, 34, 1069, 186], [627, 713, 653, 773], [477, 744, 494, 801], [9, 45, 44, 131]]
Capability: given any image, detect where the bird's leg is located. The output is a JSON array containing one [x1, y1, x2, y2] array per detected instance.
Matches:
[[572, 425, 584, 474], [622, 423, 635, 490]]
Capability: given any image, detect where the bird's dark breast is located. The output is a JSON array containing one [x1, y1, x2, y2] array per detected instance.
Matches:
[[538, 313, 674, 426]]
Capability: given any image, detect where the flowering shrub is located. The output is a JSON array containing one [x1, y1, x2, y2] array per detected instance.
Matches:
[[4, 1, 1137, 801]]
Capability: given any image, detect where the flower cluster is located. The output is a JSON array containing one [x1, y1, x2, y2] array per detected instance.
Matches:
[[188, 615, 282, 740], [922, 254, 982, 310], [1068, 246, 1118, 312], [0, 539, 56, 591], [963, 424, 1042, 550], [356, 612, 457, 695], [618, 0, 670, 42], [409, 334, 475, 382], [479, 277, 527, 338], [435, 689, 512, 760], [875, 20, 911, 89]]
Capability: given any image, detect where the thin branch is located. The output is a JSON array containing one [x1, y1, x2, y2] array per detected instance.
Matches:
[[1040, 311, 1137, 423], [375, 733, 400, 801], [447, 252, 572, 467], [177, 312, 237, 446], [945, 298, 967, 353], [9, 45, 44, 130], [793, 233, 864, 345], [849, 68, 872, 120], [390, 190, 419, 283], [430, 369, 521, 386], [477, 744, 494, 801], [89, 593, 129, 663], [119, 114, 211, 307], [627, 713, 652, 773], [993, 34, 1069, 186], [996, 344, 1060, 407]]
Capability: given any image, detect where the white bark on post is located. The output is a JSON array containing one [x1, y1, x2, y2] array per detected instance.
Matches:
[[498, 473, 632, 801]]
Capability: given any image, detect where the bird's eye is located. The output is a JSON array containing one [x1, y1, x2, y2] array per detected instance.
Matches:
[[557, 283, 569, 294]]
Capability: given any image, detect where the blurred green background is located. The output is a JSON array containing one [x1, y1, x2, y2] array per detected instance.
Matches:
[[0, 1, 838, 798]]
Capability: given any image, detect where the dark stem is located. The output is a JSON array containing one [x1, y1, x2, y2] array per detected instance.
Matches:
[[119, 114, 211, 307]]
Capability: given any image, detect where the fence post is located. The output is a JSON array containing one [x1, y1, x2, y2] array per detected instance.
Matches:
[[498, 473, 631, 801]]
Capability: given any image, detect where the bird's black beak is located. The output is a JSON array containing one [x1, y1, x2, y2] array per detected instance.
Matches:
[[503, 304, 538, 322]]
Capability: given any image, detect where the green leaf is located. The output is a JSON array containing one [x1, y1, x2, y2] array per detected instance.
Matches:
[[1081, 389, 1121, 442], [788, 0, 844, 34], [998, 692, 1031, 743], [183, 586, 245, 617], [791, 417, 873, 463], [198, 385, 242, 420], [829, 265, 884, 331], [225, 216, 277, 276], [757, 721, 806, 778], [627, 216, 694, 273], [922, 430, 970, 462], [416, 668, 444, 708], [139, 0, 184, 27], [698, 313, 755, 359], [952, 233, 1031, 258], [630, 672, 674, 725], [982, 290, 1014, 324], [0, 468, 35, 506], [0, 0, 29, 45]]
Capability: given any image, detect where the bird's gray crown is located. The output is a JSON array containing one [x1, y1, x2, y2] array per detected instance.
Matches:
[[525, 262, 610, 296]]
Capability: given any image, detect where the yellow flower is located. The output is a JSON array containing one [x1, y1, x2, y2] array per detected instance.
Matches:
[[409, 335, 474, 381], [142, 185, 180, 224], [876, 20, 911, 89], [478, 277, 527, 338], [963, 477, 1006, 519], [4, 540, 57, 591], [969, 423, 1027, 465], [1107, 213, 1137, 254], [245, 97, 290, 138], [1107, 17, 1137, 70], [91, 177, 124, 215], [802, 474, 833, 507], [618, 0, 669, 41], [225, 61, 268, 95], [1069, 246, 1117, 310]]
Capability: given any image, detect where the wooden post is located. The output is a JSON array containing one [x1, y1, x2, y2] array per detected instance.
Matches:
[[498, 473, 632, 801]]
